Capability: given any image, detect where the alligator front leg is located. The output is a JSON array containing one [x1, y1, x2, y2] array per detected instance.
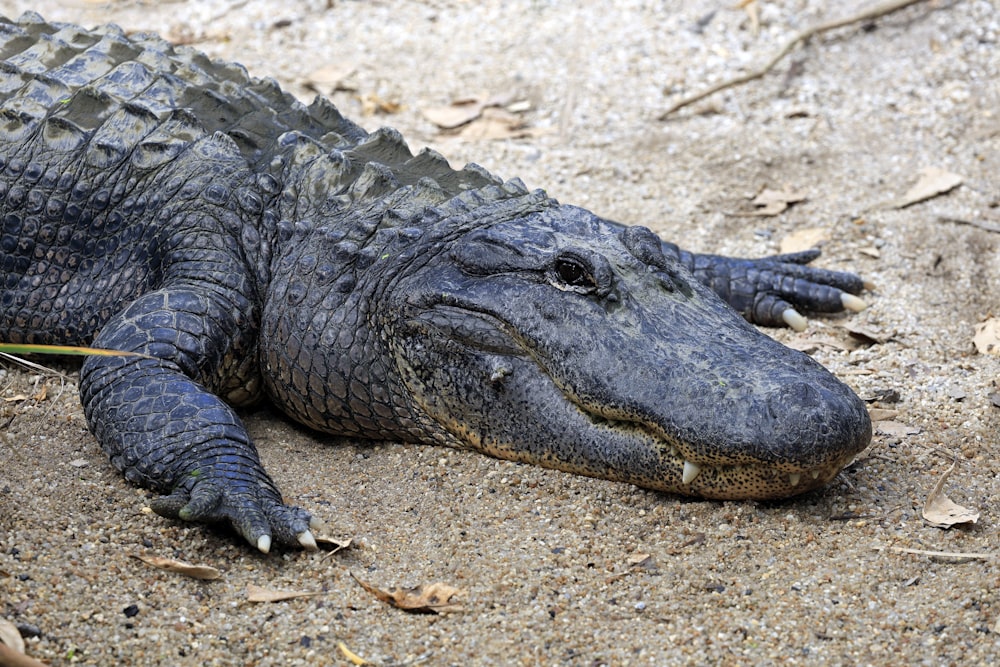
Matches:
[[79, 286, 316, 553], [672, 247, 870, 330]]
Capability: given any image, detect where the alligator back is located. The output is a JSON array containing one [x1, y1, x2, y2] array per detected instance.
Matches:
[[0, 11, 500, 345]]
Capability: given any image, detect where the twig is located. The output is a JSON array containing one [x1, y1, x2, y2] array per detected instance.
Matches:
[[659, 0, 929, 119], [938, 215, 1000, 234], [873, 545, 997, 560]]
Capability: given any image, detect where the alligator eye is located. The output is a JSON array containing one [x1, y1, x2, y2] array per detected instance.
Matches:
[[551, 255, 597, 292]]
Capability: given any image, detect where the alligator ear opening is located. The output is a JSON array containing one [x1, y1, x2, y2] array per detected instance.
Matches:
[[449, 230, 543, 275]]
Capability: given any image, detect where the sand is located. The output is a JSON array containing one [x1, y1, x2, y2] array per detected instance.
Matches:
[[1, 0, 998, 664]]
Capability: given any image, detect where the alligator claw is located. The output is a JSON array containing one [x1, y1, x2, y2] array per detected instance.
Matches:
[[782, 308, 808, 332], [148, 476, 313, 552], [841, 293, 867, 312]]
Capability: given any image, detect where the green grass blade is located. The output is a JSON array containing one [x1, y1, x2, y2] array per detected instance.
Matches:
[[0, 343, 144, 357]]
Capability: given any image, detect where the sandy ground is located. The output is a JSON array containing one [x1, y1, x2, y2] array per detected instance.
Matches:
[[1, 0, 998, 664]]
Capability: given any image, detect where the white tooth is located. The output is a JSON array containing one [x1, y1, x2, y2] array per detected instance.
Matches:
[[789, 473, 801, 487], [682, 461, 701, 485], [811, 469, 821, 479]]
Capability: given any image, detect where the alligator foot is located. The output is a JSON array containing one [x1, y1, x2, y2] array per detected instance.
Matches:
[[149, 476, 318, 553], [686, 248, 872, 330]]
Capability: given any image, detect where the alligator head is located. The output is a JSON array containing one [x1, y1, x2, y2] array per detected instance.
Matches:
[[263, 193, 871, 500]]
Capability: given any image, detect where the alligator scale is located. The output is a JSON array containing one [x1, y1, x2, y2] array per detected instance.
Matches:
[[0, 13, 871, 551]]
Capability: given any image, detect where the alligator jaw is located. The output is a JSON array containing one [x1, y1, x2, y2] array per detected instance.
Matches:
[[570, 402, 862, 500]]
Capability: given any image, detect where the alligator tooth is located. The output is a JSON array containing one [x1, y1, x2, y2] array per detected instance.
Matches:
[[841, 293, 867, 312], [811, 469, 821, 479], [788, 473, 801, 487], [257, 534, 272, 554], [681, 461, 701, 485], [297, 530, 318, 551], [782, 308, 808, 332]]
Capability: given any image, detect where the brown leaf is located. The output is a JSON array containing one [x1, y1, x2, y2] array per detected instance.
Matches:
[[922, 463, 980, 528], [422, 102, 484, 129], [246, 584, 324, 603], [973, 318, 1000, 355], [351, 572, 464, 614], [779, 226, 828, 253], [786, 336, 856, 353], [0, 618, 25, 654], [751, 186, 807, 217], [456, 107, 531, 141], [626, 552, 652, 566], [843, 325, 889, 345], [867, 408, 898, 421], [874, 420, 921, 437], [302, 63, 358, 93], [0, 618, 49, 667], [893, 166, 963, 209], [132, 554, 221, 580], [316, 535, 352, 555]]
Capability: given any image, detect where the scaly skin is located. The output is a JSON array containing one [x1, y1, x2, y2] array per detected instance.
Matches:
[[0, 13, 871, 552]]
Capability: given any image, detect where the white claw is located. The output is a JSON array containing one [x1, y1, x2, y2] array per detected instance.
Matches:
[[841, 293, 867, 312], [782, 308, 808, 332], [811, 469, 821, 480], [257, 534, 272, 554], [682, 460, 701, 485], [297, 530, 318, 551], [670, 446, 679, 458], [788, 473, 801, 487]]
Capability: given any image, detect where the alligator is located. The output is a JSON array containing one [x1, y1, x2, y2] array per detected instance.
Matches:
[[0, 13, 872, 552]]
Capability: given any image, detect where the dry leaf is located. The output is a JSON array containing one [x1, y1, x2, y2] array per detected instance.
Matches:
[[843, 325, 889, 345], [132, 554, 221, 580], [867, 408, 898, 421], [750, 186, 806, 217], [351, 572, 464, 614], [457, 107, 531, 141], [874, 420, 921, 437], [0, 619, 25, 654], [246, 584, 324, 603], [858, 246, 881, 258], [779, 227, 828, 253], [923, 463, 980, 528], [2, 395, 28, 403], [422, 102, 484, 129], [893, 166, 963, 209], [786, 336, 856, 353], [973, 318, 1000, 355], [359, 93, 402, 116], [302, 63, 357, 93], [626, 552, 652, 566], [0, 619, 49, 667]]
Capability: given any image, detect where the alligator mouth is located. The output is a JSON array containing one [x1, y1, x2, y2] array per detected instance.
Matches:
[[571, 399, 857, 500]]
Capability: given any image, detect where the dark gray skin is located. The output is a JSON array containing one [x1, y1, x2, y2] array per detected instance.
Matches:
[[0, 13, 870, 552]]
